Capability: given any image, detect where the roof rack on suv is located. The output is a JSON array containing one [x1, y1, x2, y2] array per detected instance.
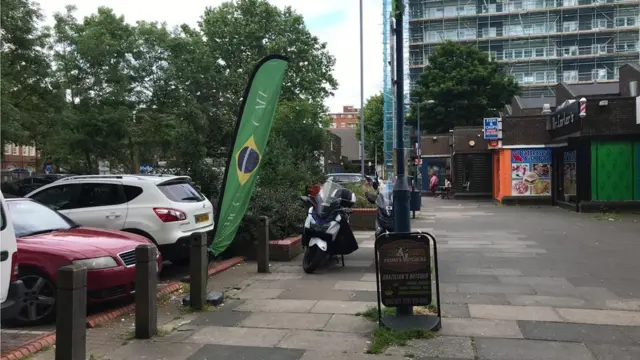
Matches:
[[59, 175, 124, 181]]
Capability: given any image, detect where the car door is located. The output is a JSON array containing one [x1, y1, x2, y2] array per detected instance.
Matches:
[[28, 183, 81, 212], [64, 181, 128, 230], [1, 191, 17, 303]]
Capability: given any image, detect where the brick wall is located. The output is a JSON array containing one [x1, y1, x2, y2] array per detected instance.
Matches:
[[619, 64, 640, 97], [502, 116, 551, 145], [582, 97, 640, 136]]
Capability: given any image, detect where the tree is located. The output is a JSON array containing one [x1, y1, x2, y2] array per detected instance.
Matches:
[[0, 0, 53, 158], [410, 41, 519, 134], [355, 93, 384, 162]]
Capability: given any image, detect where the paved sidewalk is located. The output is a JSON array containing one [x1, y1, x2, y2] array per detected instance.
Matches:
[[45, 199, 640, 359]]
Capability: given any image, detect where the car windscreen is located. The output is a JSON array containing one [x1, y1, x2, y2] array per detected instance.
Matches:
[[157, 181, 205, 202], [7, 200, 74, 237]]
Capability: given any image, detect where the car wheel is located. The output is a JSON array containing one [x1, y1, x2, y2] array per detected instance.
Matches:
[[15, 269, 56, 325]]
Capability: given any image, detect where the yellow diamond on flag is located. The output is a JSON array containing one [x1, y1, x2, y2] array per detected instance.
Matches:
[[235, 136, 261, 185]]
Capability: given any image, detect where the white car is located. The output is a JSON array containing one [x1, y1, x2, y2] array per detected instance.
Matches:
[[26, 175, 215, 264], [1, 190, 26, 320]]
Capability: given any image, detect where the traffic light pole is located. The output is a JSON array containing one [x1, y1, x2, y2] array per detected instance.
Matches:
[[392, 0, 413, 316]]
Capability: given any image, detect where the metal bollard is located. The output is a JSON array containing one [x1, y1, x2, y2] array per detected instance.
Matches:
[[135, 244, 158, 339], [55, 264, 87, 360], [189, 233, 207, 310], [257, 216, 270, 273]]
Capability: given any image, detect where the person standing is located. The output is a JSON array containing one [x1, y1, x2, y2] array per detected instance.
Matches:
[[429, 172, 439, 196]]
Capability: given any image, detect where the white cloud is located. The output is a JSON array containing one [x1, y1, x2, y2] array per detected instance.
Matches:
[[39, 0, 384, 113]]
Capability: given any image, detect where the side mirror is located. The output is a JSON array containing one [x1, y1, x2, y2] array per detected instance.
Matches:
[[299, 195, 310, 204], [365, 192, 377, 204], [372, 181, 379, 191]]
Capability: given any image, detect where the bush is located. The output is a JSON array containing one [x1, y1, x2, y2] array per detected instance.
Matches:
[[343, 183, 376, 208]]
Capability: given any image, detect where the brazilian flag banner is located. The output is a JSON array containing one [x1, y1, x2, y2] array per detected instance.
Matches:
[[209, 55, 289, 256]]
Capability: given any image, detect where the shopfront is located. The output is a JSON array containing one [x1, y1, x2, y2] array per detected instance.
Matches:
[[547, 97, 640, 211], [494, 148, 552, 204]]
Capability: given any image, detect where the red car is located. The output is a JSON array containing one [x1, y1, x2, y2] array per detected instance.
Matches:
[[5, 198, 163, 325]]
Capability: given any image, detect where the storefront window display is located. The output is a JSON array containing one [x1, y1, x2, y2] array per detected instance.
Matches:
[[562, 150, 577, 202], [511, 149, 552, 196]]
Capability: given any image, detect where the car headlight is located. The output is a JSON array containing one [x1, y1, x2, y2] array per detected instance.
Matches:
[[73, 256, 118, 270]]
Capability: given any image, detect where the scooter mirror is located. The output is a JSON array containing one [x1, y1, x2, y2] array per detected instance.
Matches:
[[364, 192, 377, 204], [372, 181, 379, 191], [299, 195, 310, 203]]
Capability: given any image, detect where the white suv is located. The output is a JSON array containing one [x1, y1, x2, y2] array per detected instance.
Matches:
[[26, 175, 215, 264]]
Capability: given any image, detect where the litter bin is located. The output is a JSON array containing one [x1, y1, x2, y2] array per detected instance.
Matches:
[[410, 190, 421, 218]]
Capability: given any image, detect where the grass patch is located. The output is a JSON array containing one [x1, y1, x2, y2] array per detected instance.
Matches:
[[367, 327, 436, 354], [357, 305, 437, 322], [593, 212, 620, 221], [356, 306, 396, 322]]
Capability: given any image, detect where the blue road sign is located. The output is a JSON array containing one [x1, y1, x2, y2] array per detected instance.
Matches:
[[483, 118, 500, 140]]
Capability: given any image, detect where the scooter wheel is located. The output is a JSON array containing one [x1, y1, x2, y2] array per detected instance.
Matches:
[[302, 245, 325, 274]]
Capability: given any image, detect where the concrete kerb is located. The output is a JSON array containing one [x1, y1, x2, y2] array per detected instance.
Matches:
[[0, 256, 245, 360]]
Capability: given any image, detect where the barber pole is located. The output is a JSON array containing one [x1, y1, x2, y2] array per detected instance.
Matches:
[[579, 97, 587, 118]]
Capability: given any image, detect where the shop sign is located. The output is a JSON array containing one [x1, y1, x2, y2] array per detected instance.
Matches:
[[549, 101, 580, 130], [511, 148, 552, 197], [483, 118, 501, 140], [488, 140, 501, 149], [378, 238, 431, 307]]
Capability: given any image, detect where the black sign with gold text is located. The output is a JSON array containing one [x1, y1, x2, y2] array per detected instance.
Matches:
[[377, 237, 431, 307]]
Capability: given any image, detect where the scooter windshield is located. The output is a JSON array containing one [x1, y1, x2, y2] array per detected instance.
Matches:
[[376, 181, 394, 211], [314, 180, 343, 219]]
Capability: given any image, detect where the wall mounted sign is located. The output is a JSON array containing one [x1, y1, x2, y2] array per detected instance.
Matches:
[[549, 101, 580, 130], [511, 148, 552, 197], [483, 118, 501, 140]]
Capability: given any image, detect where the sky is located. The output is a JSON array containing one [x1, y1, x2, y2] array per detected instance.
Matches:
[[40, 0, 385, 113]]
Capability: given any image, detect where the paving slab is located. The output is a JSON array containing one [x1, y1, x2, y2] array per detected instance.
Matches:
[[188, 309, 251, 327], [531, 284, 579, 297], [187, 344, 305, 360], [341, 260, 374, 268], [185, 325, 290, 347], [555, 308, 640, 326], [482, 252, 538, 258], [517, 320, 637, 345], [468, 304, 563, 322], [475, 338, 596, 360], [235, 288, 285, 299], [103, 341, 203, 360], [456, 283, 535, 295], [604, 299, 640, 311], [277, 287, 356, 301], [252, 273, 304, 280], [299, 351, 404, 360], [585, 344, 640, 360], [440, 275, 501, 284], [498, 276, 573, 287], [360, 273, 377, 281], [443, 293, 510, 305], [333, 281, 377, 291], [386, 336, 475, 359], [576, 287, 622, 302], [239, 312, 332, 330], [310, 300, 375, 315], [440, 318, 523, 338], [323, 314, 377, 333], [277, 329, 369, 352], [442, 304, 470, 318], [507, 295, 587, 308], [621, 326, 640, 343], [349, 291, 378, 302], [234, 299, 318, 313]]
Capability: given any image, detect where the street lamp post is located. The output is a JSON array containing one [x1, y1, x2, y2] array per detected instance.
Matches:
[[392, 0, 412, 316], [359, 0, 365, 176]]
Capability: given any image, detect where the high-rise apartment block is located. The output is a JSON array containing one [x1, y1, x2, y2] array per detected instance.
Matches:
[[408, 0, 639, 98]]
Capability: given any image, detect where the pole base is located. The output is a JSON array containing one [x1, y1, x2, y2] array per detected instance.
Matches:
[[380, 314, 441, 331]]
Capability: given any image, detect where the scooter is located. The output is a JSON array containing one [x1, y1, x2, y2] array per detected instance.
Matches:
[[365, 178, 394, 238], [299, 180, 358, 274]]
